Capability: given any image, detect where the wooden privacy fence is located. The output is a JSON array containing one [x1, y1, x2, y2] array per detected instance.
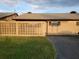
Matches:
[[0, 21, 46, 36]]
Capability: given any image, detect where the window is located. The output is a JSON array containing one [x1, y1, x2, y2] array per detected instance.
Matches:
[[49, 21, 60, 26], [76, 22, 79, 26]]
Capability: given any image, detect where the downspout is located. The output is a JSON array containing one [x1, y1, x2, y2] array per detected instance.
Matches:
[[46, 20, 48, 36]]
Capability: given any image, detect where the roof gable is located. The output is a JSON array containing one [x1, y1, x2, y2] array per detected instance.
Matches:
[[0, 12, 18, 19]]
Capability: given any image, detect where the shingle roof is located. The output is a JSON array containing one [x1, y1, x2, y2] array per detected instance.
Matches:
[[13, 13, 79, 21], [0, 12, 18, 19]]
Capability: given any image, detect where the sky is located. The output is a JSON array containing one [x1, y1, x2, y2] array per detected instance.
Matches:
[[0, 0, 79, 14]]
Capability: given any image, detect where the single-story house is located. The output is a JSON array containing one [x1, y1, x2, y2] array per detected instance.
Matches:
[[13, 11, 79, 36], [0, 11, 79, 36]]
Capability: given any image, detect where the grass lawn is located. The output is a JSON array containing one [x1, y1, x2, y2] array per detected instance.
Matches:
[[0, 36, 56, 59]]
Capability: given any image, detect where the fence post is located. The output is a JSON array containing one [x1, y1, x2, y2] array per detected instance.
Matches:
[[16, 22, 18, 36]]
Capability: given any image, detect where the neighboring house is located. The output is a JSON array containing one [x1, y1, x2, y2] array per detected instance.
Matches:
[[0, 12, 18, 21], [0, 11, 79, 36]]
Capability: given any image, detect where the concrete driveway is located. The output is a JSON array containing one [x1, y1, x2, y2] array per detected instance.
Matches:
[[48, 36, 79, 59]]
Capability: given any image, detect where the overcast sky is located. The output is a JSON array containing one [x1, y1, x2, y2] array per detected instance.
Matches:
[[0, 0, 79, 14]]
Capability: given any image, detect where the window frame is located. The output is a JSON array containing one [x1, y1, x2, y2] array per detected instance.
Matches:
[[49, 21, 60, 26], [76, 21, 79, 26]]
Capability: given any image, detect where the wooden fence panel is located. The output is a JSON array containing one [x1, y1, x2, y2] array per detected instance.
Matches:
[[0, 21, 46, 36], [0, 22, 16, 36]]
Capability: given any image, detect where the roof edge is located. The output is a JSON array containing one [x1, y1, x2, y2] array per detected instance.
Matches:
[[13, 19, 79, 21], [0, 13, 18, 19]]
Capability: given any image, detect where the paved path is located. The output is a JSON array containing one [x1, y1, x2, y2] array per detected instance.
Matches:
[[48, 36, 79, 59]]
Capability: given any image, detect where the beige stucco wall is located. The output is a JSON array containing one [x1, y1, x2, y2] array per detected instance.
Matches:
[[76, 21, 79, 34], [48, 21, 79, 35], [0, 21, 46, 36]]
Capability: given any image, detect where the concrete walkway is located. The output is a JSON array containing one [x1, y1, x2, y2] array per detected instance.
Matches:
[[48, 36, 79, 59]]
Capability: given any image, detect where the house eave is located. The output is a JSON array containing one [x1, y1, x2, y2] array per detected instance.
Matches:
[[13, 19, 79, 21]]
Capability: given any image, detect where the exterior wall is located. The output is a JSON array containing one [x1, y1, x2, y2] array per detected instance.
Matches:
[[48, 21, 79, 35], [0, 21, 46, 36], [76, 21, 79, 34]]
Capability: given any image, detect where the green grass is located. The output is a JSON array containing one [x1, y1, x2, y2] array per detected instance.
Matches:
[[0, 36, 56, 59]]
